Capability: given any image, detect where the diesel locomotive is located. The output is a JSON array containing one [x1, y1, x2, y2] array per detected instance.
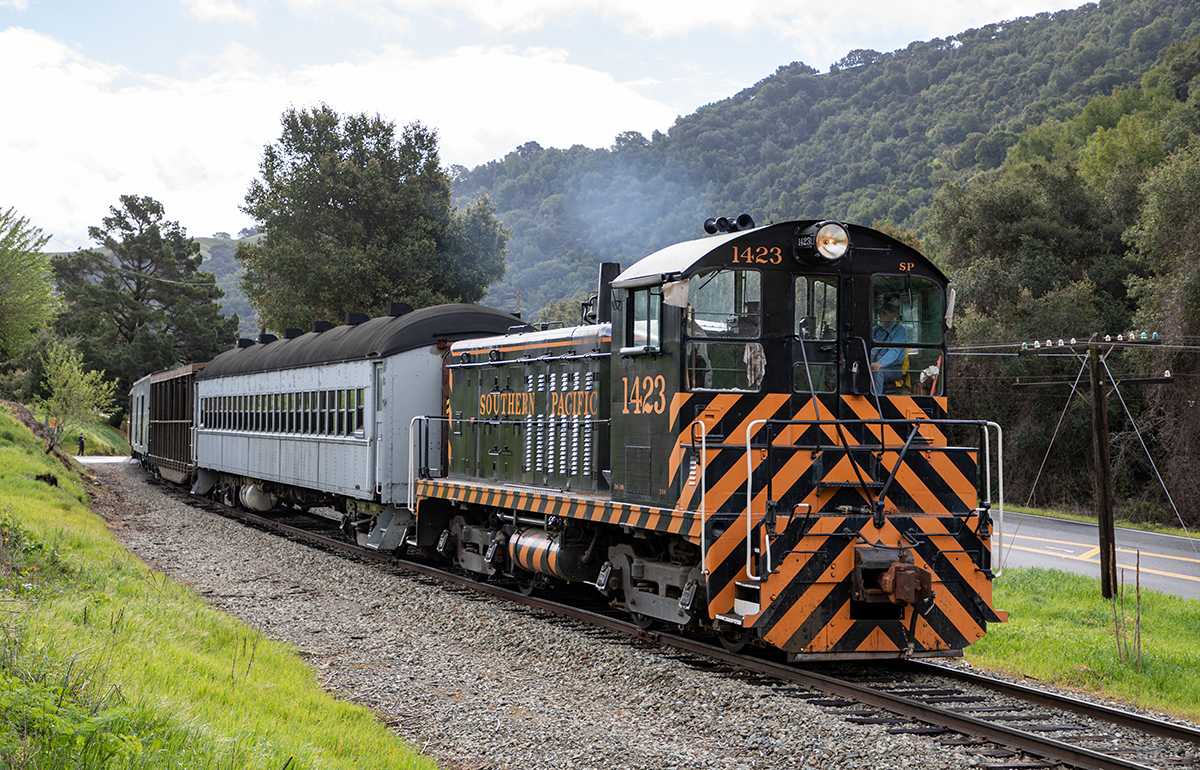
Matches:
[[130, 217, 1007, 661]]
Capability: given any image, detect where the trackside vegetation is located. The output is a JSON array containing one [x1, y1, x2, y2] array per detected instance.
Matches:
[[0, 405, 437, 769], [968, 567, 1200, 721]]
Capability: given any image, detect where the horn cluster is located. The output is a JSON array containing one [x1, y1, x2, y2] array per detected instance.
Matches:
[[704, 213, 755, 234]]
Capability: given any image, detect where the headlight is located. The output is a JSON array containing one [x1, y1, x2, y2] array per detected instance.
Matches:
[[815, 223, 849, 260], [793, 220, 850, 264]]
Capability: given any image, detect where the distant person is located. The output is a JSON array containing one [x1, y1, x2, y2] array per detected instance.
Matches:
[[77, 433, 85, 456], [871, 299, 907, 393]]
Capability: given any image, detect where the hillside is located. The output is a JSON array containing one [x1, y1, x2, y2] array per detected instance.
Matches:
[[196, 235, 259, 337], [453, 0, 1199, 320]]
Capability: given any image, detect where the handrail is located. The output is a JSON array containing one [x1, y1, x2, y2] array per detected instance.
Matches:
[[408, 415, 427, 512], [688, 419, 709, 576], [733, 414, 1004, 584], [986, 421, 1004, 576], [745, 418, 771, 582]]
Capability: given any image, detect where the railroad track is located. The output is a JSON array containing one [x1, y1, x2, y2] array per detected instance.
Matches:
[[165, 482, 1200, 770]]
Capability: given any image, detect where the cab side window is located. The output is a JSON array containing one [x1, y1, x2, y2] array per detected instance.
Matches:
[[626, 287, 661, 350], [685, 269, 763, 392]]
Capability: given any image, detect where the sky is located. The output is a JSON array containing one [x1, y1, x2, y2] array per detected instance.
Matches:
[[1, 0, 1084, 252]]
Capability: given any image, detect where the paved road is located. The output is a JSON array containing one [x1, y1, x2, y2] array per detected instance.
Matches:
[[995, 510, 1200, 600], [77, 455, 133, 465]]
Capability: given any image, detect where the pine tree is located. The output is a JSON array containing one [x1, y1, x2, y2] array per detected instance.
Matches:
[[52, 195, 238, 395]]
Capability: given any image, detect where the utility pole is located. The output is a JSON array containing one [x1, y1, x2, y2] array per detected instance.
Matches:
[[1012, 334, 1170, 599], [1088, 336, 1118, 599]]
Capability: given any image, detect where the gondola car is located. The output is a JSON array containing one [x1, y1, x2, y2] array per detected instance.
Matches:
[[131, 217, 1007, 662]]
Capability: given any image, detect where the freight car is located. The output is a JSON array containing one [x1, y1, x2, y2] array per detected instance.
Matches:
[[133, 217, 1006, 661]]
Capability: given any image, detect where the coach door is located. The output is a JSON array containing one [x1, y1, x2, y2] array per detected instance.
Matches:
[[374, 361, 387, 499]]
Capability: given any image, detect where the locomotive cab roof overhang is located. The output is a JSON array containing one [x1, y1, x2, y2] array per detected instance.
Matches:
[[611, 220, 946, 289], [197, 304, 528, 380]]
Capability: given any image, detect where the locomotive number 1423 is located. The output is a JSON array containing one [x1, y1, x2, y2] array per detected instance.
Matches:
[[622, 375, 666, 415]]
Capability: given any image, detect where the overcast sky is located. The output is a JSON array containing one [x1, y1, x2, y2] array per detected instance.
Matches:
[[2, 0, 1082, 251]]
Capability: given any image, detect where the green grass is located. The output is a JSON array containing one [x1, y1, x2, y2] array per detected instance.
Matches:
[[0, 404, 436, 769], [969, 567, 1200, 721], [80, 420, 130, 456]]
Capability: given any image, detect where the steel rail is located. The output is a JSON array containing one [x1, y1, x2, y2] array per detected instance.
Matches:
[[907, 660, 1200, 747]]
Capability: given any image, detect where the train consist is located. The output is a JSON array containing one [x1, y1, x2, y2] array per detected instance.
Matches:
[[131, 218, 1007, 661]]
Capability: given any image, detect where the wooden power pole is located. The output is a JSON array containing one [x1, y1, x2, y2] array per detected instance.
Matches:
[[1088, 338, 1119, 599]]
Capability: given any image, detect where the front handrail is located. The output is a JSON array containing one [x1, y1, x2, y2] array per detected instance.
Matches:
[[737, 416, 1004, 582]]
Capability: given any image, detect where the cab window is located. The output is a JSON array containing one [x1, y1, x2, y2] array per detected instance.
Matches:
[[870, 275, 944, 395], [795, 275, 837, 340], [686, 269, 761, 338]]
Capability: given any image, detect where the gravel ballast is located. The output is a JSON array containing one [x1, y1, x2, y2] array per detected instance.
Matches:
[[90, 458, 983, 770]]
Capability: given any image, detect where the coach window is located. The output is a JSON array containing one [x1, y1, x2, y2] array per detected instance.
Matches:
[[685, 269, 763, 391], [355, 388, 365, 435], [871, 275, 944, 396]]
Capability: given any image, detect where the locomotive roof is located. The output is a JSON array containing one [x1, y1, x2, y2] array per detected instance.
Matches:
[[611, 220, 946, 288], [197, 304, 526, 380]]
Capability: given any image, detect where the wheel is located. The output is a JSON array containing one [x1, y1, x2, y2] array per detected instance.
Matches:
[[630, 612, 660, 630], [515, 576, 537, 596], [718, 629, 747, 653]]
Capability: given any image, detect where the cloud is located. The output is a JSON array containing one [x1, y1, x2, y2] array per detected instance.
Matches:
[[183, 0, 257, 24], [0, 27, 676, 250], [275, 0, 1080, 41]]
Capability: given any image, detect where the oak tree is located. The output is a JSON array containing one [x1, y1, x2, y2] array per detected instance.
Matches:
[[236, 105, 508, 332]]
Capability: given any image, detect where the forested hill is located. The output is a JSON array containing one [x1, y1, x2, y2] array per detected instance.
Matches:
[[453, 0, 1198, 321]]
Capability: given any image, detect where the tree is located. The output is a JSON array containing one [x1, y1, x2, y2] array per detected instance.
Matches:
[[1122, 137, 1200, 527], [52, 195, 238, 395], [38, 341, 116, 454], [0, 207, 53, 359], [236, 105, 509, 332]]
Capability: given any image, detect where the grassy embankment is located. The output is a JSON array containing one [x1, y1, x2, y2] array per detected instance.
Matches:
[[0, 404, 436, 769], [968, 567, 1200, 721], [77, 421, 129, 456]]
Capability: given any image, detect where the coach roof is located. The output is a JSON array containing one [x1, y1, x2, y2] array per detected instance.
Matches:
[[197, 304, 526, 380]]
